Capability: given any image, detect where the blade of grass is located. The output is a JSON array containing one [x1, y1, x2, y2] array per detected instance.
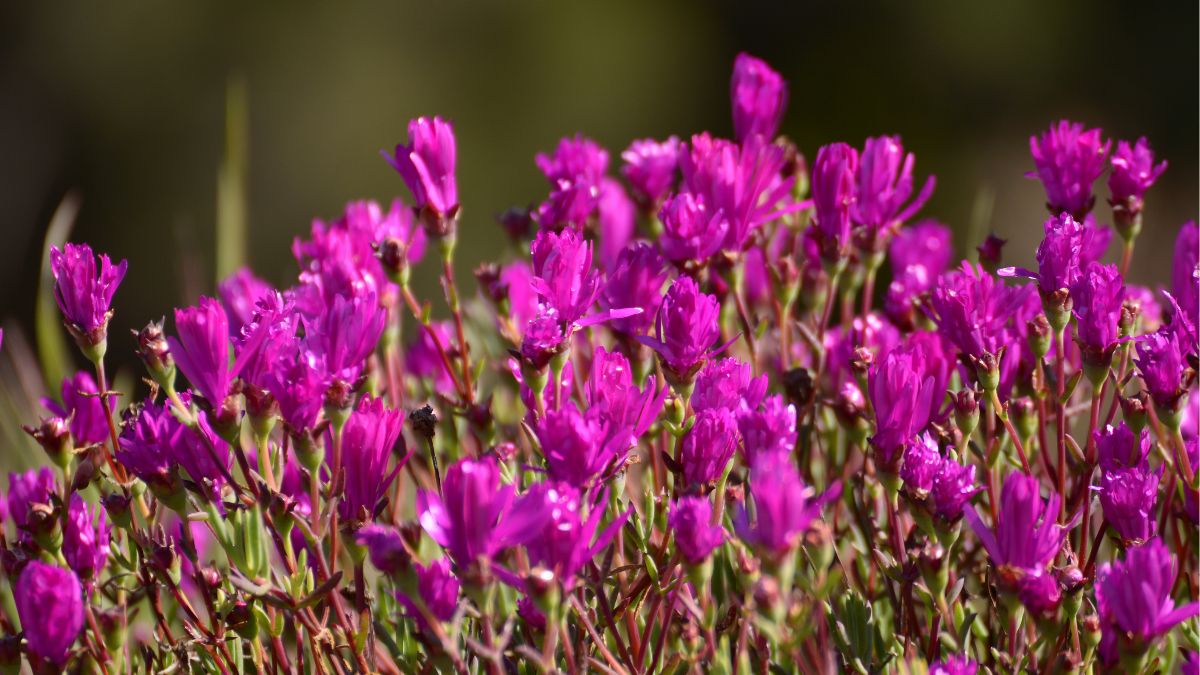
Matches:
[[35, 191, 80, 389], [216, 74, 249, 283]]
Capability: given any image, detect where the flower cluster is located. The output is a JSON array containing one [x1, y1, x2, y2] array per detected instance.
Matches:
[[0, 53, 1193, 675]]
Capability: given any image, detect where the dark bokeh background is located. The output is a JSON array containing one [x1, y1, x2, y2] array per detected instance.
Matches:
[[1, 1, 1197, 373]]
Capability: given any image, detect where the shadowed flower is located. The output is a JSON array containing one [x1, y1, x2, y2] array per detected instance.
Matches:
[[811, 142, 859, 261], [621, 137, 680, 206], [679, 407, 739, 486], [669, 496, 725, 564], [63, 494, 110, 580], [335, 396, 407, 523], [1107, 137, 1167, 213], [397, 558, 460, 630], [116, 400, 179, 489], [534, 135, 609, 230], [1095, 538, 1199, 665], [384, 116, 459, 220], [7, 467, 56, 540], [1094, 423, 1160, 544], [219, 268, 276, 333], [584, 347, 666, 439], [900, 433, 942, 497], [889, 220, 953, 276], [965, 472, 1075, 612], [14, 562, 84, 666], [1028, 120, 1110, 218], [600, 243, 669, 337], [308, 290, 387, 388], [868, 343, 937, 470], [658, 192, 729, 263], [1172, 220, 1199, 333], [355, 525, 411, 577], [597, 178, 636, 270], [736, 453, 840, 560], [1071, 262, 1126, 368], [853, 135, 935, 241], [405, 321, 457, 396], [537, 403, 633, 488], [730, 52, 788, 143], [737, 394, 797, 464], [168, 297, 236, 406], [928, 453, 983, 522], [49, 243, 128, 346], [638, 276, 723, 386], [42, 372, 109, 447], [1135, 328, 1190, 415], [692, 357, 767, 414]]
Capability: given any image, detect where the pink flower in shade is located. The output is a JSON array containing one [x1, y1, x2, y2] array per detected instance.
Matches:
[[658, 192, 729, 263], [668, 496, 725, 564], [600, 242, 670, 337], [334, 396, 408, 524], [621, 137, 680, 206], [14, 562, 84, 666], [383, 116, 458, 218], [810, 142, 859, 262]]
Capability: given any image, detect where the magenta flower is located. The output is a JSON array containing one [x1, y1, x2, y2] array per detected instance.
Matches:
[[824, 313, 902, 392], [584, 347, 666, 439], [679, 407, 739, 486], [42, 372, 109, 447], [510, 355, 574, 423], [929, 655, 977, 675], [530, 227, 603, 326], [63, 494, 110, 580], [668, 496, 725, 564], [899, 433, 942, 497], [309, 290, 387, 388], [1135, 327, 1190, 414], [7, 467, 56, 540], [730, 52, 788, 143], [597, 178, 636, 270], [355, 525, 410, 577], [1071, 262, 1125, 367], [638, 276, 723, 386], [868, 342, 937, 469], [1172, 220, 1198, 333], [928, 454, 982, 522], [1094, 423, 1160, 544], [928, 261, 1035, 362], [518, 307, 567, 370], [335, 396, 406, 523], [600, 242, 669, 336], [811, 142, 859, 261], [1107, 137, 1167, 211], [657, 192, 729, 262], [417, 457, 534, 567], [262, 346, 325, 433], [737, 395, 797, 465], [116, 399, 178, 488], [168, 297, 236, 406], [1028, 120, 1110, 218], [999, 213, 1085, 297], [853, 135, 935, 238], [965, 472, 1074, 611], [14, 562, 84, 666], [736, 453, 840, 560], [512, 481, 629, 589], [1095, 538, 1199, 665], [219, 268, 276, 333], [537, 134, 609, 185], [537, 403, 632, 488], [397, 558, 460, 630], [173, 406, 234, 499], [384, 116, 459, 219], [49, 243, 128, 343], [405, 321, 457, 396], [692, 357, 767, 414], [889, 219, 953, 276], [621, 137, 680, 206], [679, 133, 796, 251]]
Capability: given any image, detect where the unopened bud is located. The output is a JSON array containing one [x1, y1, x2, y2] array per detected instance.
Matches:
[[497, 206, 533, 242], [1011, 397, 1036, 441], [376, 236, 411, 287], [408, 404, 438, 441], [133, 319, 175, 389], [101, 492, 133, 530], [23, 417, 73, 468], [783, 368, 816, 408], [1120, 393, 1149, 435], [976, 234, 1006, 273], [1027, 314, 1051, 360]]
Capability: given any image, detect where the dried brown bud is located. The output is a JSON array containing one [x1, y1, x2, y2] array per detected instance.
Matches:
[[409, 404, 438, 440]]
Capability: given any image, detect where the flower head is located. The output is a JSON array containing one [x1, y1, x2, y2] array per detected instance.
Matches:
[[7, 467, 56, 539], [965, 472, 1073, 590], [669, 496, 724, 564], [1094, 423, 1160, 544], [928, 454, 983, 522], [397, 558, 460, 630], [1095, 538, 1199, 664], [621, 137, 680, 206], [43, 372, 109, 447], [49, 243, 128, 344], [537, 403, 632, 488], [811, 142, 859, 261], [600, 243, 669, 336], [308, 291, 387, 388], [638, 276, 722, 386], [168, 297, 235, 406], [63, 494, 110, 580], [530, 227, 603, 326], [173, 406, 233, 500], [853, 135, 935, 238], [513, 481, 629, 589], [868, 343, 937, 469], [1135, 328, 1190, 413], [584, 347, 666, 439], [356, 525, 410, 577], [730, 52, 788, 143], [1000, 213, 1086, 296], [1107, 137, 1167, 211], [597, 178, 636, 270], [384, 116, 458, 219], [417, 457, 531, 567], [736, 453, 839, 559], [657, 192, 729, 262], [336, 396, 406, 523], [737, 395, 797, 465], [928, 262, 1035, 362], [692, 357, 767, 414], [899, 433, 942, 497], [1028, 120, 1110, 218], [1071, 262, 1126, 365], [219, 268, 276, 333], [14, 562, 84, 666], [1172, 220, 1199, 333], [890, 220, 953, 276], [929, 655, 978, 675], [680, 407, 739, 486], [116, 399, 178, 487]]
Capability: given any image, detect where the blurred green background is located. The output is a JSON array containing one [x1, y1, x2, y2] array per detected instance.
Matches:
[[1, 0, 1196, 378]]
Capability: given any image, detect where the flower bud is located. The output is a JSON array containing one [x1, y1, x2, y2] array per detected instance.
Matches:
[[783, 368, 816, 409], [376, 236, 411, 287], [408, 404, 438, 441], [1119, 392, 1149, 435], [101, 492, 133, 530], [954, 389, 980, 439], [226, 601, 257, 640], [1011, 397, 1036, 442], [133, 319, 175, 390], [151, 534, 182, 587], [497, 206, 533, 243], [1027, 314, 1052, 361], [976, 234, 1006, 274], [23, 417, 73, 468]]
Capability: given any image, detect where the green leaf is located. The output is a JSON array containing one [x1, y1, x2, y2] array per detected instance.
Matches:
[[35, 192, 79, 389], [216, 75, 249, 283]]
